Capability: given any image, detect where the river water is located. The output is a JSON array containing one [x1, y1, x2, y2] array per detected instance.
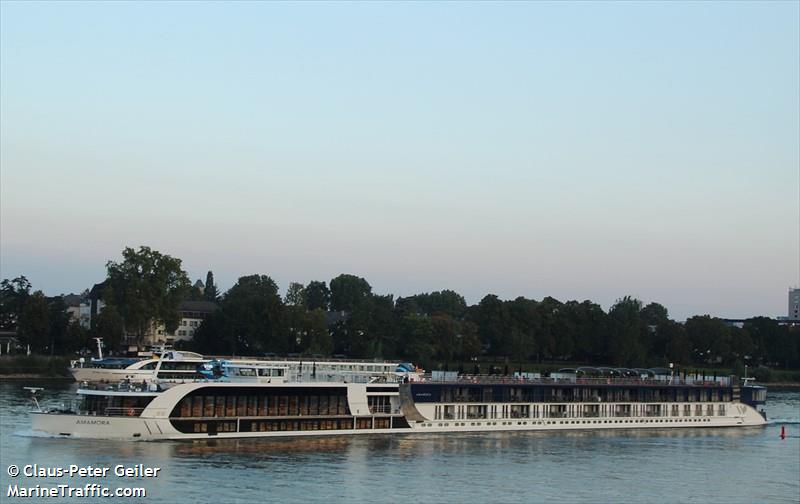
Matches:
[[0, 381, 798, 503]]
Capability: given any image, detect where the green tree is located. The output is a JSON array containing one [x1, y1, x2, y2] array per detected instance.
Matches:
[[409, 290, 467, 318], [105, 246, 191, 347], [47, 296, 70, 355], [17, 291, 50, 353], [456, 320, 482, 361], [431, 313, 459, 362], [204, 271, 220, 302], [398, 312, 435, 365], [658, 320, 691, 365], [534, 297, 563, 360], [0, 276, 31, 330], [329, 274, 371, 312], [285, 282, 306, 307], [607, 296, 647, 366], [92, 305, 125, 351], [220, 274, 286, 355], [640, 302, 669, 327], [64, 320, 89, 353], [304, 281, 330, 311], [191, 310, 230, 355], [685, 315, 730, 364], [303, 308, 333, 355], [729, 327, 754, 363], [474, 294, 512, 356]]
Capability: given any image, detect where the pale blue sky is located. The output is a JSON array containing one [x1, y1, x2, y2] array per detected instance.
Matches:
[[1, 1, 798, 319]]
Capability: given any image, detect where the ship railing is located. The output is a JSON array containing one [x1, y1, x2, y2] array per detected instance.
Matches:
[[368, 405, 396, 414], [103, 407, 145, 417], [422, 374, 728, 387]]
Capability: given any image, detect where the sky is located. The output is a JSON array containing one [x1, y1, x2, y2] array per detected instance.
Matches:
[[1, 1, 798, 320]]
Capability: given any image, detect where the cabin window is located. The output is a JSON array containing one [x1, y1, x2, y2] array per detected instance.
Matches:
[[204, 396, 215, 417], [179, 398, 191, 417], [191, 397, 203, 417]]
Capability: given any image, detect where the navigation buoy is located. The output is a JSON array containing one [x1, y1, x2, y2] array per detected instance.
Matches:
[[780, 425, 786, 440]]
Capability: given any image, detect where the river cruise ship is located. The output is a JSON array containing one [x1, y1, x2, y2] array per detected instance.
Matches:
[[29, 368, 767, 440], [69, 351, 410, 384]]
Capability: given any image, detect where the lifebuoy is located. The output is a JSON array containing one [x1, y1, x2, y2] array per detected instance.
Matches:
[[127, 408, 136, 417]]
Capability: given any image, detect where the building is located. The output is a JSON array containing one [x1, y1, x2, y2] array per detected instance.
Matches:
[[62, 291, 92, 329], [153, 300, 219, 345], [789, 288, 800, 321]]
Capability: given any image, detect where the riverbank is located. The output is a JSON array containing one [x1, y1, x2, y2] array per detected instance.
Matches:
[[0, 355, 73, 378]]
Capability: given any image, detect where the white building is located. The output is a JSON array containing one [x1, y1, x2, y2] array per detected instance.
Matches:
[[154, 300, 219, 345], [789, 288, 800, 320]]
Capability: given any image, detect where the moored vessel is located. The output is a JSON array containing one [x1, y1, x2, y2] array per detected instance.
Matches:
[[29, 368, 768, 440]]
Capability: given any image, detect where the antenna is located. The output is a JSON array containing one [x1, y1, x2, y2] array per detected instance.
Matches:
[[24, 387, 44, 412], [93, 337, 104, 360]]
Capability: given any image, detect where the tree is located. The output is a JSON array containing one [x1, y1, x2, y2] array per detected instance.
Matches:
[[658, 321, 691, 365], [47, 296, 70, 355], [304, 281, 330, 311], [0, 276, 31, 330], [219, 274, 286, 355], [191, 310, 230, 355], [744, 317, 783, 365], [456, 320, 482, 361], [640, 302, 669, 327], [329, 274, 371, 312], [302, 308, 333, 355], [473, 294, 512, 356], [204, 271, 220, 302], [398, 313, 435, 365], [409, 290, 468, 318], [285, 282, 307, 351], [431, 314, 459, 362], [685, 315, 730, 364], [92, 305, 125, 351], [64, 320, 88, 353], [104, 246, 191, 347], [607, 296, 647, 366], [285, 282, 306, 307], [16, 291, 49, 353]]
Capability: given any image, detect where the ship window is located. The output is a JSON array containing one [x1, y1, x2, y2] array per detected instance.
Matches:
[[191, 397, 203, 417], [204, 396, 215, 417]]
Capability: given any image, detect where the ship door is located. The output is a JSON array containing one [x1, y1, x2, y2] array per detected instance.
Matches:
[[208, 421, 218, 436]]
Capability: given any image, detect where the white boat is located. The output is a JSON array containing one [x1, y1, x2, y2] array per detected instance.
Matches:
[[69, 349, 414, 385], [29, 370, 767, 440]]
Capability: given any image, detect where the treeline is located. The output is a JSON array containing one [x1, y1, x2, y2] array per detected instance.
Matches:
[[190, 274, 800, 371], [2, 246, 799, 372], [0, 277, 89, 354]]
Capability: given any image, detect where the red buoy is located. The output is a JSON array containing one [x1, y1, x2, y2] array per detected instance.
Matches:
[[780, 425, 786, 440]]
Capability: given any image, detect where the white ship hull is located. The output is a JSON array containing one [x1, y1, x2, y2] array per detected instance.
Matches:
[[30, 401, 766, 441]]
